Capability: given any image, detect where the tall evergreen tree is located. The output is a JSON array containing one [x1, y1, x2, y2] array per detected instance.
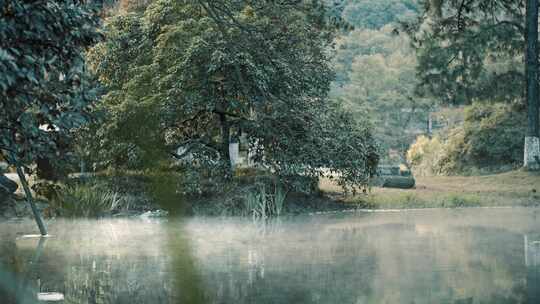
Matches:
[[405, 0, 540, 170]]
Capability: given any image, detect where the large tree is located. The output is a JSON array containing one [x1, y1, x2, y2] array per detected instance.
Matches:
[[88, 0, 379, 191], [0, 1, 101, 234]]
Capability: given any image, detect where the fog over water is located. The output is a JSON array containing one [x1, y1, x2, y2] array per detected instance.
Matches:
[[1, 208, 539, 303]]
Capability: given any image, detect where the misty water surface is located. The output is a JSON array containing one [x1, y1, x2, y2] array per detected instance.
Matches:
[[1, 208, 539, 303]]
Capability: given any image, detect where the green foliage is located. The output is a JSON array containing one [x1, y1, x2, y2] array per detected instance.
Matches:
[[407, 135, 444, 176], [87, 0, 379, 191], [52, 181, 128, 218], [234, 167, 268, 178], [341, 0, 418, 29], [0, 1, 102, 169], [408, 103, 526, 175], [333, 26, 414, 85], [460, 103, 526, 166], [405, 0, 524, 105], [84, 12, 164, 169], [332, 26, 431, 163], [32, 181, 62, 201]]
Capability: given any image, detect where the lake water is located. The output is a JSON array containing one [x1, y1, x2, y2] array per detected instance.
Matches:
[[1, 208, 540, 303]]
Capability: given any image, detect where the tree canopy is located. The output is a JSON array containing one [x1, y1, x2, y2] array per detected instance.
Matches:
[[0, 1, 102, 169], [331, 26, 430, 163], [341, 0, 419, 29], [0, 0, 102, 235], [328, 0, 429, 164], [404, 0, 525, 105], [87, 0, 379, 190]]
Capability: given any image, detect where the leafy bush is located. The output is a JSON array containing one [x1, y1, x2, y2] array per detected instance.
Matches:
[[406, 135, 445, 176], [408, 103, 526, 175], [460, 103, 525, 167], [52, 181, 128, 218], [32, 181, 62, 200]]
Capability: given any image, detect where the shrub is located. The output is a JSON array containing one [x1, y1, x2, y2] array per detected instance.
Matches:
[[460, 102, 525, 167], [406, 135, 445, 176], [32, 181, 63, 201], [52, 181, 128, 218], [408, 103, 526, 175], [435, 127, 467, 174]]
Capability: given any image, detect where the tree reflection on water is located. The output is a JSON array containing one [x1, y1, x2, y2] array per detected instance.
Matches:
[[0, 209, 539, 303]]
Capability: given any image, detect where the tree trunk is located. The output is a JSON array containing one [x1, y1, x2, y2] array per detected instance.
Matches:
[[6, 152, 47, 235], [430, 0, 443, 19], [525, 0, 540, 170], [14, 162, 48, 236], [219, 113, 232, 177], [427, 112, 433, 138]]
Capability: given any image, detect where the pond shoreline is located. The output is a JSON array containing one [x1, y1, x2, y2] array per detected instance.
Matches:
[[3, 192, 540, 222], [2, 170, 539, 221]]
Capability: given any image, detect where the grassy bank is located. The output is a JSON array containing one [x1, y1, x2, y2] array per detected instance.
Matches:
[[320, 170, 540, 209], [6, 170, 539, 220], [13, 170, 348, 218]]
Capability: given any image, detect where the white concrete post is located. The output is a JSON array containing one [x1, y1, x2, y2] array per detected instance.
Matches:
[[229, 142, 239, 168], [524, 136, 540, 170]]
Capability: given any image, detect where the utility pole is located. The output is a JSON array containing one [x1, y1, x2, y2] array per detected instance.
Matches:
[[524, 0, 540, 170]]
